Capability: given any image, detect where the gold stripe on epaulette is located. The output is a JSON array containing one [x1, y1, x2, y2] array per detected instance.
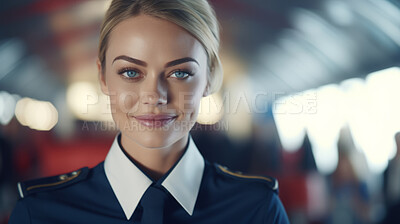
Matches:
[[26, 170, 81, 191], [218, 165, 273, 182]]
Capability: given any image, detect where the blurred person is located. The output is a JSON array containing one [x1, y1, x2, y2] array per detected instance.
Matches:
[[384, 132, 400, 207], [328, 128, 370, 224], [382, 132, 400, 223], [8, 0, 289, 223], [279, 135, 329, 224], [1, 119, 40, 224]]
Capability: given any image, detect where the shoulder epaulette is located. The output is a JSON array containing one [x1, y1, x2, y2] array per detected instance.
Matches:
[[215, 164, 279, 193], [17, 167, 89, 199]]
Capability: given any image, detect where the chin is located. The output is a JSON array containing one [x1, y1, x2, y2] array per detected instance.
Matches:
[[136, 138, 169, 149], [123, 130, 181, 149]]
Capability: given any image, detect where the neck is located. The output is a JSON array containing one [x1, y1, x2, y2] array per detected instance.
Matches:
[[120, 134, 188, 181]]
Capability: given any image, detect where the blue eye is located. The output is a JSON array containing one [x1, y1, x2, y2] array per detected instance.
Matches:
[[123, 70, 139, 78], [171, 71, 191, 79], [120, 69, 140, 78]]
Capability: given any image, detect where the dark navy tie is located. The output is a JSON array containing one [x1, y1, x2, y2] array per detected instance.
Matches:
[[140, 185, 169, 224]]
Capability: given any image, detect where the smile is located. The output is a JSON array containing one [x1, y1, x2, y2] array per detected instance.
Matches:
[[133, 114, 178, 128]]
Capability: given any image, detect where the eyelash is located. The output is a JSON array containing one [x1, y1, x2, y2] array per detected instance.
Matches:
[[169, 69, 194, 79], [117, 68, 194, 80], [117, 67, 142, 80]]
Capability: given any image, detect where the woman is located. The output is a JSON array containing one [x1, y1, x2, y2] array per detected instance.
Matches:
[[9, 0, 289, 223]]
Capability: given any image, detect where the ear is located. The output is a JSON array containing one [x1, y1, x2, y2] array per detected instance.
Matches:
[[202, 84, 210, 97], [97, 58, 109, 95]]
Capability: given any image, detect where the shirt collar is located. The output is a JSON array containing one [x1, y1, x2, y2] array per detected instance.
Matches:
[[104, 133, 205, 220]]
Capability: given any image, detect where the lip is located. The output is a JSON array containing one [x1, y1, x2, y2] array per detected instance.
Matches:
[[133, 114, 178, 128]]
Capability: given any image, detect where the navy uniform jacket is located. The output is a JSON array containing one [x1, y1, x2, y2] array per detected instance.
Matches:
[[9, 134, 289, 223]]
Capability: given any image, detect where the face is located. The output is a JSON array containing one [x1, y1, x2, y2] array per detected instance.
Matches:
[[98, 14, 208, 149]]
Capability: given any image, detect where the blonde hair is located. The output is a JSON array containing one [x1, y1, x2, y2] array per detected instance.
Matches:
[[99, 0, 223, 94]]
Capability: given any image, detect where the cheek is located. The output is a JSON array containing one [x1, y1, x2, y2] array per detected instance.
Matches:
[[173, 77, 206, 114], [107, 83, 140, 114], [173, 86, 204, 119], [118, 91, 139, 113]]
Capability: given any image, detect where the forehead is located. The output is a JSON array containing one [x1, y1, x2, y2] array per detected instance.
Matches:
[[107, 14, 206, 65]]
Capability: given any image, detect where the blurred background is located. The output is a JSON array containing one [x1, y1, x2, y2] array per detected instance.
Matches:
[[1, 0, 400, 223]]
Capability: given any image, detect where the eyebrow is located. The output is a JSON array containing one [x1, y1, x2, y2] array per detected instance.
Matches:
[[112, 55, 147, 66], [112, 55, 199, 68]]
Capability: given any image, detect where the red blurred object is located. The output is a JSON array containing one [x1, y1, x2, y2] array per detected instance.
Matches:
[[277, 144, 310, 215], [14, 145, 34, 178], [35, 133, 112, 176], [279, 174, 309, 211]]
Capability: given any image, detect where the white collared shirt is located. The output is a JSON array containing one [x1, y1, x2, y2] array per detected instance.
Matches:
[[104, 133, 205, 220]]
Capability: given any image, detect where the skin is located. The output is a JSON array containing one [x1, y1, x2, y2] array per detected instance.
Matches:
[[97, 14, 209, 180]]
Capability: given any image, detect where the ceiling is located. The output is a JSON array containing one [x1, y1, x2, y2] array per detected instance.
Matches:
[[1, 0, 400, 104]]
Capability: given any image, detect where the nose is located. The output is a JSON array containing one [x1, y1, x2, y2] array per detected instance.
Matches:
[[140, 75, 167, 105]]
